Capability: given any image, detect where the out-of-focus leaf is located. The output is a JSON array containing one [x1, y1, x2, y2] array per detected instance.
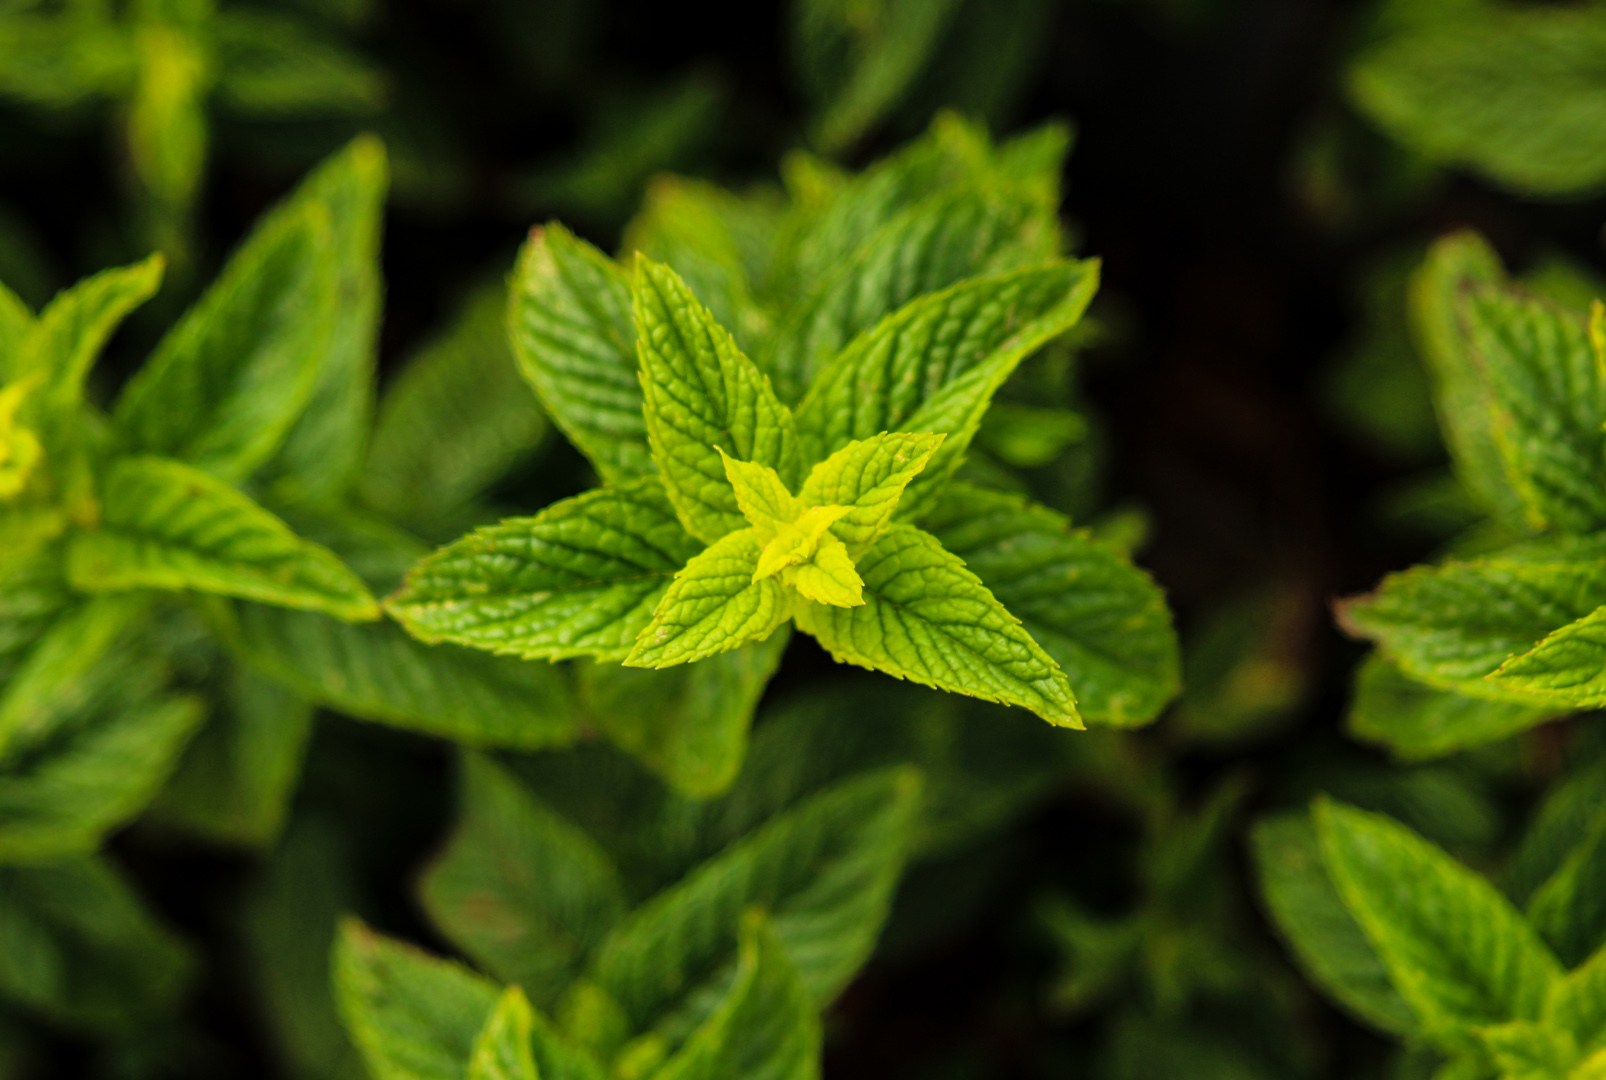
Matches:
[[0, 15, 133, 108], [215, 600, 579, 749], [0, 856, 193, 1034], [114, 197, 338, 482], [1348, 652, 1556, 761], [127, 25, 210, 212], [333, 918, 499, 1080], [1251, 812, 1419, 1038], [580, 628, 789, 799], [420, 753, 627, 1008], [360, 284, 547, 529], [213, 10, 385, 115], [65, 455, 380, 621], [1350, 9, 1606, 194], [1526, 800, 1606, 968], [148, 667, 313, 847], [466, 986, 539, 1080]]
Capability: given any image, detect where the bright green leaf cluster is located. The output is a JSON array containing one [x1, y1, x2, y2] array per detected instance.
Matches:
[[391, 115, 1186, 752], [1340, 231, 1606, 759]]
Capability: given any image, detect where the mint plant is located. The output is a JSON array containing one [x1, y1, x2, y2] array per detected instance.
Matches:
[[1255, 795, 1606, 1079], [1338, 231, 1606, 759], [388, 116, 1182, 792]]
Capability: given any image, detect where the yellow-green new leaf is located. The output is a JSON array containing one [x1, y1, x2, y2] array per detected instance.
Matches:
[[65, 456, 379, 621], [797, 431, 943, 554], [1491, 606, 1606, 709], [625, 529, 791, 668], [1547, 945, 1606, 1058], [635, 258, 798, 543], [796, 523, 1078, 726], [386, 478, 701, 662], [720, 450, 802, 542], [1314, 799, 1563, 1055], [783, 532, 862, 607], [1477, 1020, 1578, 1080], [753, 505, 852, 580], [467, 987, 539, 1080]]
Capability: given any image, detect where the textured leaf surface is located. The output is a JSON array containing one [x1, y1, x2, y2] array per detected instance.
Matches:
[[1410, 232, 1525, 524], [767, 189, 1055, 402], [467, 987, 539, 1080], [587, 767, 921, 1029], [1349, 652, 1557, 761], [0, 856, 192, 1033], [798, 523, 1077, 724], [261, 135, 389, 501], [753, 506, 852, 580], [652, 911, 818, 1080], [510, 225, 648, 482], [721, 451, 802, 542], [388, 478, 701, 662], [361, 284, 547, 528], [0, 691, 205, 863], [1338, 540, 1606, 697], [149, 667, 313, 847], [580, 629, 789, 799], [217, 601, 579, 749], [1315, 798, 1562, 1051], [794, 260, 1098, 466], [1350, 9, 1606, 194], [784, 533, 863, 608], [625, 529, 791, 667], [1453, 284, 1606, 533], [114, 200, 336, 482], [797, 432, 942, 553], [1490, 606, 1606, 708], [1251, 813, 1419, 1037], [334, 919, 500, 1080], [636, 258, 798, 543], [421, 753, 626, 1007], [925, 485, 1177, 727], [66, 456, 379, 620]]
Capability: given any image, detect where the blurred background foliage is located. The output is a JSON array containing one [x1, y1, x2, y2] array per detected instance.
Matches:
[[9, 0, 1606, 1076]]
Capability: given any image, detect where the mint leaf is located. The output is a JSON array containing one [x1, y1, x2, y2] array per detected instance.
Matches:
[[797, 431, 942, 554], [148, 667, 313, 848], [1250, 813, 1420, 1038], [0, 690, 205, 863], [509, 224, 649, 483], [215, 602, 579, 749], [211, 11, 387, 114], [467, 987, 539, 1080], [1547, 945, 1606, 1057], [114, 198, 337, 482], [1338, 539, 1606, 696], [794, 260, 1098, 465], [923, 484, 1176, 728], [333, 918, 500, 1080], [587, 767, 921, 1029], [420, 753, 627, 1007], [13, 255, 163, 418], [651, 910, 819, 1080], [387, 478, 701, 662], [797, 522, 1078, 726], [624, 529, 791, 668], [65, 456, 379, 621], [360, 283, 547, 529], [635, 257, 798, 543], [1454, 283, 1606, 533], [1314, 798, 1563, 1052], [127, 25, 207, 213], [0, 280, 33, 380], [0, 855, 193, 1033], [1477, 1020, 1578, 1080], [1349, 652, 1557, 761], [784, 532, 863, 607], [261, 135, 389, 501], [720, 450, 803, 541], [766, 189, 1060, 402], [1490, 606, 1606, 708], [1411, 232, 1528, 525], [1526, 805, 1606, 967], [752, 506, 852, 581], [1349, 9, 1606, 194], [579, 629, 789, 799]]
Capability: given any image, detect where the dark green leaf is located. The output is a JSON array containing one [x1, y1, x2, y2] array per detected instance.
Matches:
[[1348, 652, 1557, 761]]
